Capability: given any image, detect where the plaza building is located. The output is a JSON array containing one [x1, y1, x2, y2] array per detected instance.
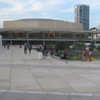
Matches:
[[4, 19, 83, 31], [0, 18, 92, 45]]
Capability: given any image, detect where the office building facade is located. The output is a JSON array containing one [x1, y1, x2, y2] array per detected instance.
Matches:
[[75, 5, 89, 30]]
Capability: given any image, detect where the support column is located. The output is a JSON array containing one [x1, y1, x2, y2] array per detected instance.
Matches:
[[91, 32, 93, 41]]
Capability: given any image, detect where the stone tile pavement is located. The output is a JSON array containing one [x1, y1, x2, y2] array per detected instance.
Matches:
[[0, 46, 100, 94], [0, 46, 100, 67], [0, 65, 100, 94]]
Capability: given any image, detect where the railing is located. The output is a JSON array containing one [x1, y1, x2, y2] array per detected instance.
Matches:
[[1, 38, 90, 42]]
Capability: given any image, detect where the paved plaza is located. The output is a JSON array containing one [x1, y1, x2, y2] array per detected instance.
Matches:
[[0, 46, 100, 100]]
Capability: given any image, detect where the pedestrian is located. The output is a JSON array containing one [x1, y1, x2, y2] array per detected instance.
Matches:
[[24, 42, 27, 55], [39, 45, 42, 51], [63, 49, 67, 59], [53, 32, 56, 39], [4, 43, 6, 48], [82, 48, 86, 61], [19, 41, 22, 48], [3, 41, 6, 48], [39, 51, 43, 59], [88, 48, 92, 62], [7, 43, 10, 50], [43, 45, 46, 56], [48, 32, 50, 39], [47, 46, 51, 56], [28, 44, 32, 54]]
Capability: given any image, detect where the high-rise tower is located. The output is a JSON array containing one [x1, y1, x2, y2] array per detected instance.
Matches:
[[75, 5, 89, 30]]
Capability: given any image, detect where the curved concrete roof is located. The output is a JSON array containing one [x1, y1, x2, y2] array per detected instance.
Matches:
[[4, 18, 83, 31], [17, 18, 72, 23]]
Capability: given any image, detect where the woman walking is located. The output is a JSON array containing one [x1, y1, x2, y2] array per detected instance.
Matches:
[[88, 48, 92, 62], [24, 42, 27, 55], [28, 44, 32, 54], [82, 49, 86, 61]]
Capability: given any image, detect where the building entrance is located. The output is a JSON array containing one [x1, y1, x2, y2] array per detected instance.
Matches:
[[2, 40, 45, 46]]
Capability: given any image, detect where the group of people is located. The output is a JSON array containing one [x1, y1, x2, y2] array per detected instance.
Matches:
[[2, 42, 94, 61], [39, 44, 52, 56], [24, 43, 52, 56], [24, 43, 32, 55], [82, 48, 93, 62], [3, 42, 10, 49]]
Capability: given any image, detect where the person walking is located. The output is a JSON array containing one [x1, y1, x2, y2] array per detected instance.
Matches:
[[28, 44, 32, 54], [24, 42, 27, 55], [43, 45, 46, 56], [7, 43, 10, 50], [48, 32, 50, 39], [63, 49, 67, 59], [82, 48, 86, 61], [88, 48, 92, 62], [3, 41, 6, 48]]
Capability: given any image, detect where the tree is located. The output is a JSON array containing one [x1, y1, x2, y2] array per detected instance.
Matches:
[[55, 42, 71, 50], [97, 46, 100, 51], [55, 42, 66, 50], [90, 42, 96, 50], [74, 41, 86, 50]]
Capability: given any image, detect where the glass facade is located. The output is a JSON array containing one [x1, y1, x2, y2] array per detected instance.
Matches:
[[75, 5, 89, 30]]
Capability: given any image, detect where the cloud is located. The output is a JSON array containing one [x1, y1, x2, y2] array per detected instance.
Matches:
[[0, 0, 100, 16], [0, 0, 24, 15], [31, 2, 43, 11], [0, 0, 100, 28], [0, 0, 69, 27], [0, 0, 69, 20], [28, 0, 67, 12], [0, 0, 68, 15], [73, 0, 100, 9], [61, 8, 74, 13]]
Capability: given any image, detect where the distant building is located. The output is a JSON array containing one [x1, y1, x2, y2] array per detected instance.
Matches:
[[90, 27, 97, 31], [90, 27, 100, 40], [96, 26, 100, 31], [75, 4, 89, 30]]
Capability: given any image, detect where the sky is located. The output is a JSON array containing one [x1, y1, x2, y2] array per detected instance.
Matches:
[[0, 0, 100, 28]]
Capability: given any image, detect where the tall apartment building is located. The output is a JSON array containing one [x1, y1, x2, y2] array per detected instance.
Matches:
[[75, 4, 89, 30]]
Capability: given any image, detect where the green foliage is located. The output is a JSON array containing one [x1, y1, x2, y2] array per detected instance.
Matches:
[[55, 42, 71, 50], [73, 42, 86, 50], [97, 46, 100, 51], [70, 56, 100, 60], [89, 42, 96, 50], [92, 57, 100, 60], [70, 56, 81, 60]]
